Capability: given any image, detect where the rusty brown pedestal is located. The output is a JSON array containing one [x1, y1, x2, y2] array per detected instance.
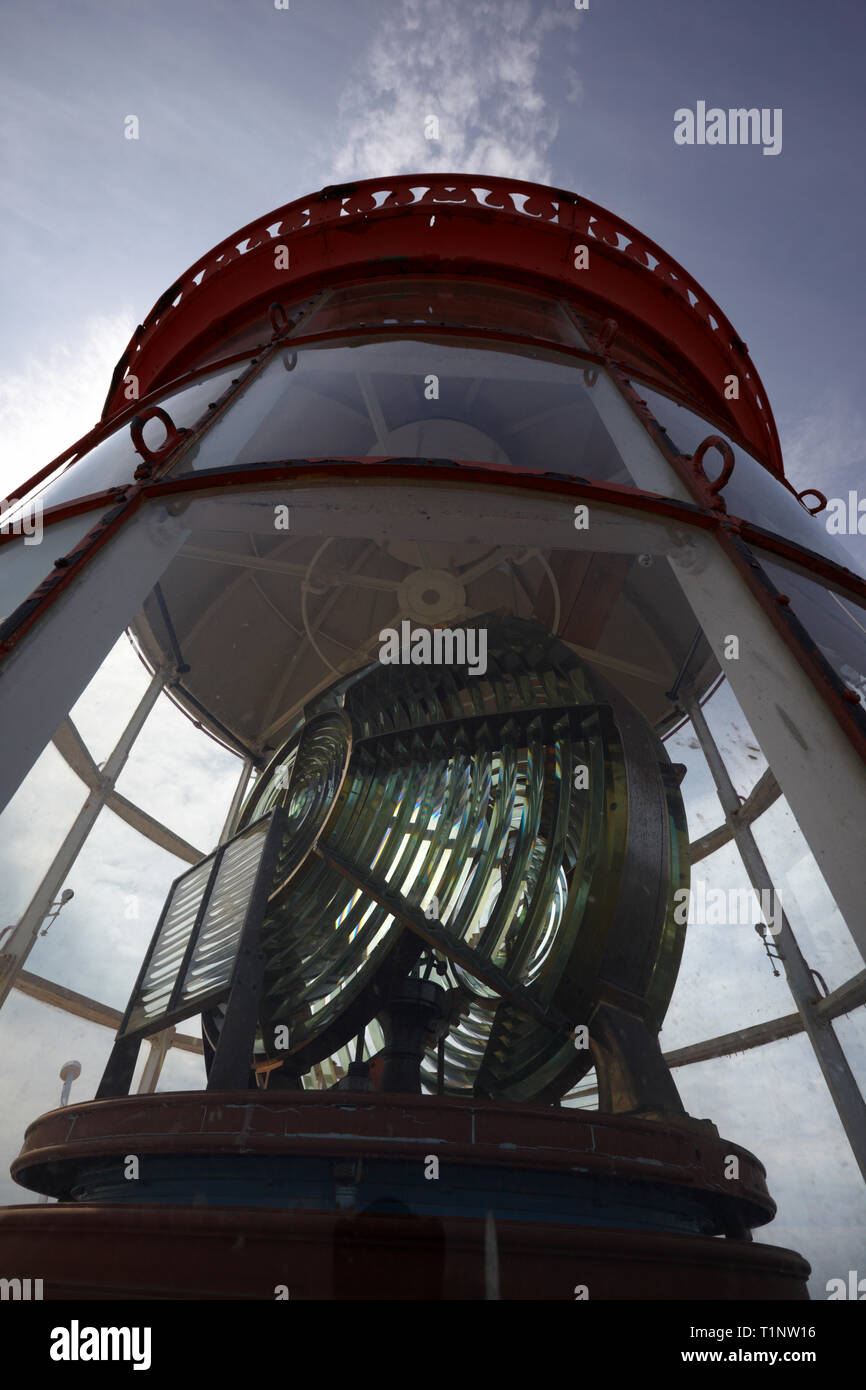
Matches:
[[0, 1092, 810, 1300]]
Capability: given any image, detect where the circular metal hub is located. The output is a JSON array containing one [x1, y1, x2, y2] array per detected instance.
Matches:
[[397, 567, 467, 623]]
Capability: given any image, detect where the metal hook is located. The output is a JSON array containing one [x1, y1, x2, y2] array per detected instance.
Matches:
[[130, 406, 189, 471], [269, 302, 291, 337], [598, 318, 619, 351], [691, 435, 735, 505], [796, 488, 827, 516]]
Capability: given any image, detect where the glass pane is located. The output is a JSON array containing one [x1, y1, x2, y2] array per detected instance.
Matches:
[[139, 488, 719, 746], [663, 713, 726, 842], [661, 839, 793, 1049], [752, 548, 866, 707], [67, 635, 151, 767], [0, 743, 87, 921], [112, 681, 242, 853], [638, 382, 863, 574], [751, 795, 863, 990], [834, 1013, 866, 1095], [560, 1065, 598, 1110], [173, 338, 673, 490], [674, 1036, 866, 1299], [21, 803, 186, 1010], [16, 364, 244, 515], [180, 820, 269, 1005], [154, 1043, 206, 1092], [127, 857, 215, 1033], [0, 996, 118, 1206], [699, 678, 769, 801], [302, 279, 583, 348], [0, 513, 102, 624], [186, 293, 323, 373]]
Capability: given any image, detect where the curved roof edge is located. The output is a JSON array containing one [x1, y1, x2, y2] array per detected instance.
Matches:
[[102, 172, 783, 477]]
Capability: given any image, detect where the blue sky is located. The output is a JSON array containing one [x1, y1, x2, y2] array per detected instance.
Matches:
[[0, 0, 864, 1295], [2, 0, 865, 522]]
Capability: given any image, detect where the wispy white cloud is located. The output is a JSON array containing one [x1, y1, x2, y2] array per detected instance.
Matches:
[[0, 310, 134, 499], [329, 0, 582, 184]]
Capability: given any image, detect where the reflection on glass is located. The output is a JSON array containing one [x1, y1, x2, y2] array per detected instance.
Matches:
[[16, 364, 244, 515], [128, 857, 215, 1033], [699, 680, 769, 801], [755, 550, 866, 705], [751, 795, 862, 992], [301, 279, 583, 348], [662, 839, 791, 1047], [638, 383, 863, 574], [0, 513, 99, 624], [175, 338, 664, 488], [186, 292, 326, 373], [674, 1035, 864, 1297], [139, 487, 720, 747], [181, 821, 270, 1005], [127, 818, 270, 1035]]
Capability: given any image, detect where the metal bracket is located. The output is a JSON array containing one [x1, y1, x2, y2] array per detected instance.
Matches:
[[130, 406, 190, 473], [797, 487, 828, 516], [691, 434, 735, 510]]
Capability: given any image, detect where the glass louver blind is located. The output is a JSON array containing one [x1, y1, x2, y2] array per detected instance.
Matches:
[[180, 820, 270, 1007], [123, 816, 272, 1037]]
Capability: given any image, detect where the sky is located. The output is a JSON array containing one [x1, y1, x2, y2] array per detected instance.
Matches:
[[1, 0, 865, 524], [0, 0, 865, 1297]]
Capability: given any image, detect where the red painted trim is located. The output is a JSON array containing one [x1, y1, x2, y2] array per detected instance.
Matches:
[[13, 1090, 775, 1208], [735, 522, 866, 604], [6, 353, 255, 509], [11, 321, 602, 517], [144, 457, 719, 527], [0, 490, 130, 547], [0, 1204, 809, 1301], [7, 292, 328, 510], [100, 174, 783, 476], [9, 456, 861, 610], [6, 455, 865, 685], [717, 528, 866, 762], [205, 320, 607, 364], [0, 324, 324, 658], [145, 459, 866, 605], [0, 493, 144, 655]]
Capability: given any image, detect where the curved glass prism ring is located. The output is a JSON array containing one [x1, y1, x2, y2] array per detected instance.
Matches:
[[210, 616, 690, 1108]]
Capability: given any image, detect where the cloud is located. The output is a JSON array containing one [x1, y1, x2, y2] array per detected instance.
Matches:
[[779, 385, 866, 496], [0, 310, 135, 500], [777, 385, 866, 573], [329, 0, 582, 184]]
